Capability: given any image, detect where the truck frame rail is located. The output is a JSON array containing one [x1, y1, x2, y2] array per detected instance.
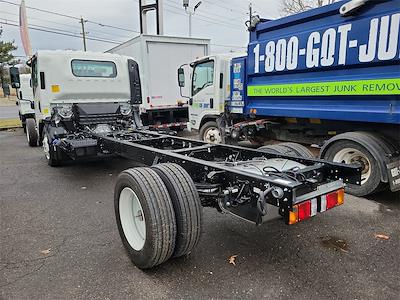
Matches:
[[94, 129, 361, 225]]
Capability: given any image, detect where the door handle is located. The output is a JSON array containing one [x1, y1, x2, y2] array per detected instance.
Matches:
[[189, 98, 193, 106], [210, 98, 214, 109]]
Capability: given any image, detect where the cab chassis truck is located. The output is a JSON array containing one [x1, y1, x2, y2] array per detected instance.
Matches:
[[9, 54, 361, 270], [95, 123, 360, 269]]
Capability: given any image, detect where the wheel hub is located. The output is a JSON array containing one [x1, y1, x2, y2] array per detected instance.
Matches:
[[333, 147, 372, 184], [43, 136, 50, 160], [204, 128, 221, 144], [119, 187, 146, 251]]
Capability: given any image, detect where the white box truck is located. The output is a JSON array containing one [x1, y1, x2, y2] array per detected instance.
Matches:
[[107, 35, 210, 129]]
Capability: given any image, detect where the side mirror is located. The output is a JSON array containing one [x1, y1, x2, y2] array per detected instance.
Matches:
[[178, 67, 185, 88], [9, 67, 21, 89]]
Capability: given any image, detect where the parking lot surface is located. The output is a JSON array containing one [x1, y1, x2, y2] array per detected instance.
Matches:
[[1, 129, 399, 299]]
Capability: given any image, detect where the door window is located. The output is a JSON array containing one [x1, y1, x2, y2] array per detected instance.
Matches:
[[192, 60, 214, 96], [31, 58, 38, 96]]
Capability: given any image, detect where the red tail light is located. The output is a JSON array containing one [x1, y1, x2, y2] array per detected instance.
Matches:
[[326, 192, 338, 210], [298, 200, 311, 221], [289, 189, 345, 225]]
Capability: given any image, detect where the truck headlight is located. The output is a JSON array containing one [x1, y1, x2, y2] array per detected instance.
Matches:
[[120, 103, 132, 116], [56, 104, 73, 119]]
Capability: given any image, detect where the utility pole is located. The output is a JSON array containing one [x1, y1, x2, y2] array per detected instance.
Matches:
[[183, 1, 202, 37], [80, 17, 88, 51]]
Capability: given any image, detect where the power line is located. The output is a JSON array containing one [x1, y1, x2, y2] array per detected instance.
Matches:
[[202, 0, 249, 15], [164, 0, 246, 28], [0, 20, 122, 45], [0, 0, 140, 33], [1, 0, 246, 37], [0, 15, 80, 35], [0, 10, 133, 39], [162, 6, 245, 31], [0, 1, 247, 51], [0, 17, 125, 43], [0, 0, 80, 20], [165, 0, 247, 24]]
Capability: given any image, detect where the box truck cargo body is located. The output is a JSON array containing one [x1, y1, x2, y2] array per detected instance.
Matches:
[[108, 35, 210, 128]]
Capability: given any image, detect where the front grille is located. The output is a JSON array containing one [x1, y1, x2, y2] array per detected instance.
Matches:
[[74, 103, 123, 126], [77, 113, 122, 125]]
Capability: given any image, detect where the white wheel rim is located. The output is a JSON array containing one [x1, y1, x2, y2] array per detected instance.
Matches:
[[204, 127, 221, 144], [333, 147, 372, 184], [119, 187, 146, 251], [43, 135, 50, 160]]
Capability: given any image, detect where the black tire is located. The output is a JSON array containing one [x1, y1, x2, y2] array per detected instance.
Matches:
[[323, 140, 382, 196], [42, 127, 61, 167], [21, 117, 27, 133], [199, 121, 221, 144], [152, 163, 203, 258], [115, 168, 177, 269], [279, 142, 314, 158], [25, 118, 38, 147], [258, 144, 298, 156]]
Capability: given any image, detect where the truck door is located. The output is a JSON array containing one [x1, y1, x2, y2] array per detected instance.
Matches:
[[30, 57, 43, 121], [190, 60, 216, 130]]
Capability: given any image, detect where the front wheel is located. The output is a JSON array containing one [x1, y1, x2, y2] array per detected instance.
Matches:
[[42, 128, 61, 167], [25, 118, 38, 147], [199, 121, 222, 144]]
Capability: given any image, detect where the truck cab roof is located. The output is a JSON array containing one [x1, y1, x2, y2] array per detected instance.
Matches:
[[191, 52, 247, 66]]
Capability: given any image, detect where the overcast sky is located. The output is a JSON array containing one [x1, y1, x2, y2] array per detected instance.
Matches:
[[0, 0, 282, 58]]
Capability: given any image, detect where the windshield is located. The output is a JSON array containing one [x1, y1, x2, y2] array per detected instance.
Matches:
[[71, 60, 117, 78], [192, 60, 214, 96]]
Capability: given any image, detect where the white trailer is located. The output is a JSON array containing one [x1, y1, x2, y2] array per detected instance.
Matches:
[[107, 35, 210, 129]]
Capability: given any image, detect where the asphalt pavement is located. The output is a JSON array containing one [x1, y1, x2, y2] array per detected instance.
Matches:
[[1, 129, 399, 299]]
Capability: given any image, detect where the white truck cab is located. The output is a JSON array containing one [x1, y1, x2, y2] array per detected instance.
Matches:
[[28, 50, 134, 126], [10, 50, 142, 166], [180, 53, 245, 143]]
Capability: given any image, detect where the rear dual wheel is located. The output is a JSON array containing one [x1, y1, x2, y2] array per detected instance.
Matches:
[[323, 140, 382, 196], [115, 164, 203, 269]]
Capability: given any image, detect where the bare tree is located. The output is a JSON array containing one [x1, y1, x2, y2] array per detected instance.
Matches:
[[281, 0, 337, 16]]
